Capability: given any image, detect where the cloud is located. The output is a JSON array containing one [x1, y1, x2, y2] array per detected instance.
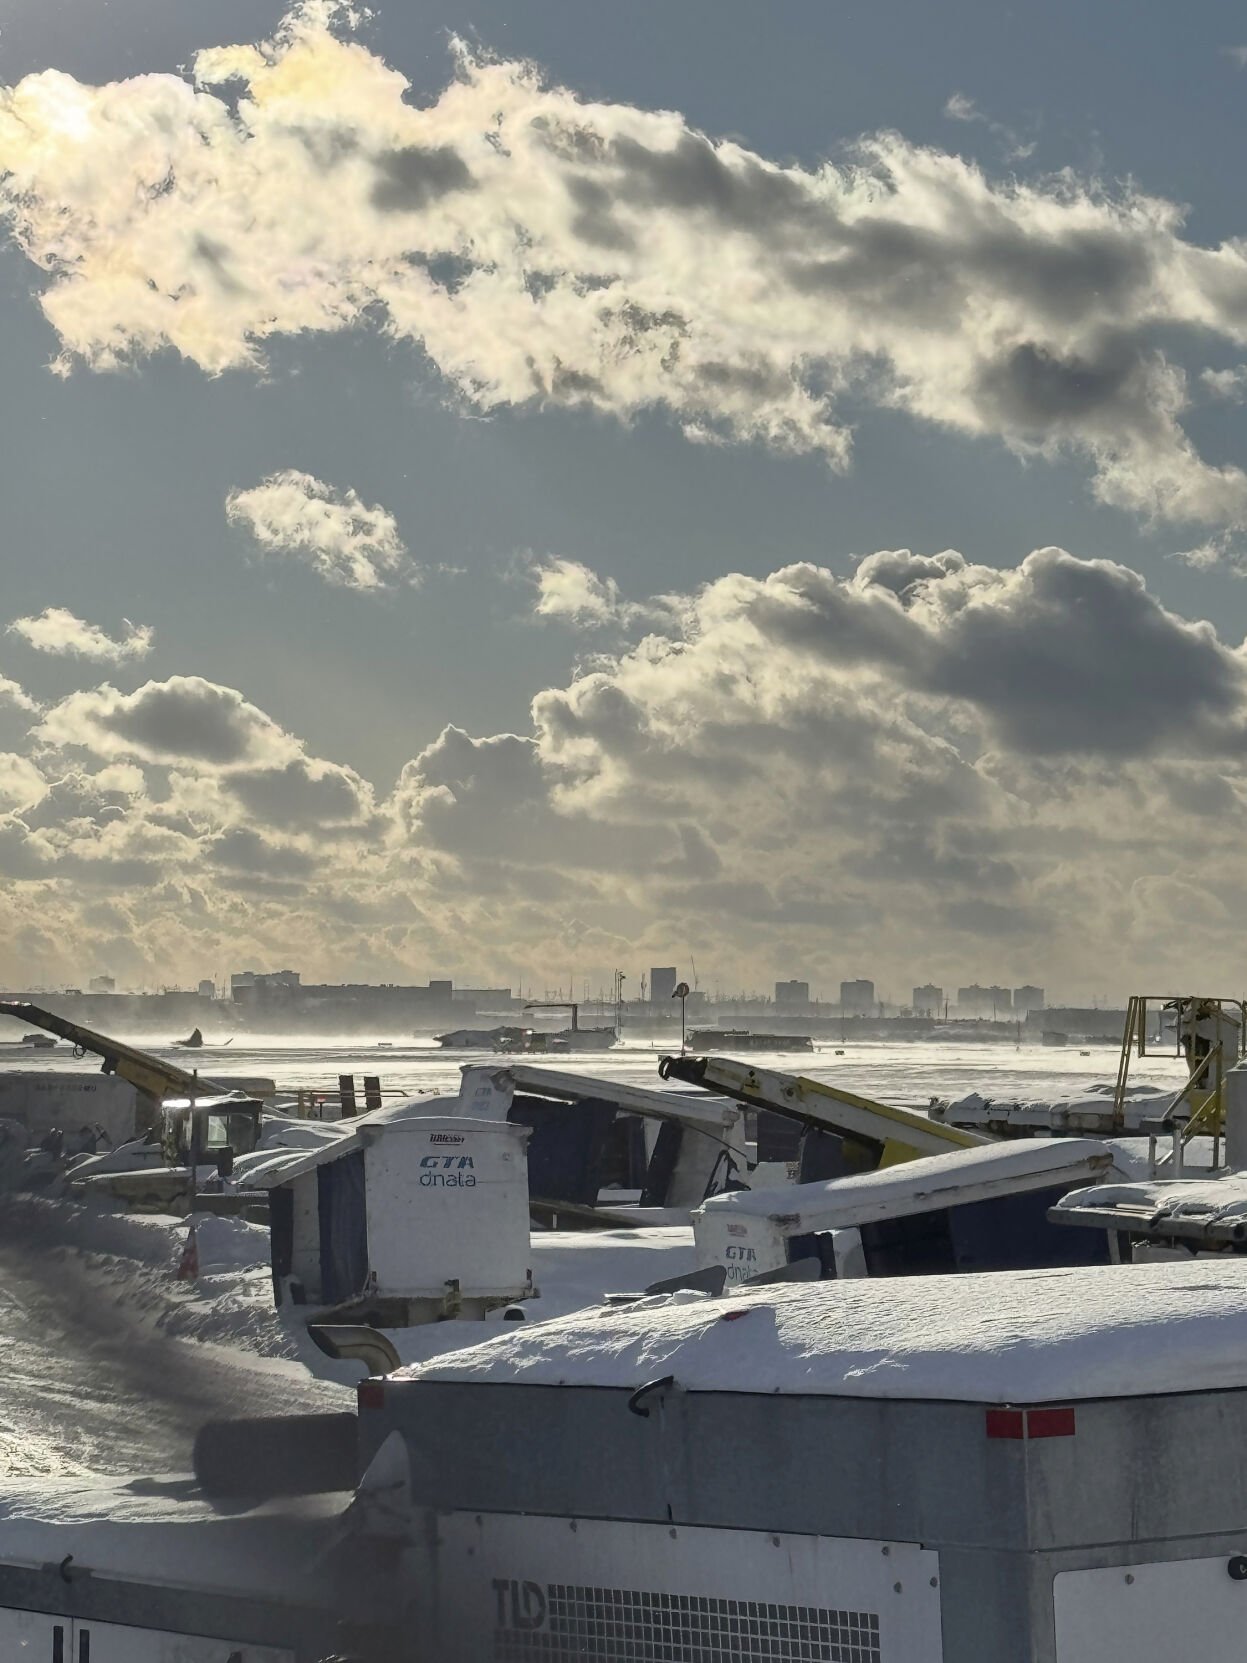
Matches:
[[225, 470, 413, 591], [34, 675, 302, 767], [0, 754, 47, 813], [941, 92, 1035, 160], [8, 607, 153, 663], [3, 9, 1247, 532], [529, 556, 673, 629], [223, 757, 377, 830], [0, 670, 39, 714], [5, 546, 1247, 997], [1202, 366, 1247, 403], [533, 558, 625, 625], [1221, 46, 1247, 67]]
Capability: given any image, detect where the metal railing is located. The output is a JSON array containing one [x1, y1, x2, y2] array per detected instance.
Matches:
[[1114, 995, 1247, 1176]]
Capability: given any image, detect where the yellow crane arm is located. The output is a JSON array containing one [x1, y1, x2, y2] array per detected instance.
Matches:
[[0, 1001, 218, 1101]]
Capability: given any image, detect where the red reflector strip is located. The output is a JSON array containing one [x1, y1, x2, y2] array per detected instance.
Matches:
[[985, 1408, 1025, 1439], [357, 1380, 385, 1409], [1027, 1406, 1076, 1438], [986, 1406, 1076, 1439]]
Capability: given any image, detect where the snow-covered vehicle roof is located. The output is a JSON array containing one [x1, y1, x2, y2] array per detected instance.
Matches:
[[248, 1111, 524, 1187], [695, 1136, 1117, 1232], [395, 1259, 1247, 1403]]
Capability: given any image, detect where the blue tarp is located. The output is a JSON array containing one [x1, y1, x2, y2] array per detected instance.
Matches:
[[318, 1149, 368, 1305]]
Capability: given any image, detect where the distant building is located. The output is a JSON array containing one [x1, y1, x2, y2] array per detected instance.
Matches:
[[957, 984, 1013, 1016], [1013, 985, 1045, 1013], [840, 979, 875, 1013], [88, 975, 115, 994], [230, 968, 301, 1000], [775, 979, 810, 1006], [650, 967, 678, 1005], [197, 979, 215, 1000], [1026, 1007, 1128, 1042], [912, 984, 943, 1017]]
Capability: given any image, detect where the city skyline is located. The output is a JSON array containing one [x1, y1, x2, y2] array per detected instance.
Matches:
[[7, 963, 1139, 1014]]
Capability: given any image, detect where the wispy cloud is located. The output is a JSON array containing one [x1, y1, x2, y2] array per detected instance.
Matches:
[[1220, 45, 1247, 67], [226, 470, 414, 592], [942, 91, 1036, 159], [8, 607, 153, 664], [1202, 366, 1247, 403]]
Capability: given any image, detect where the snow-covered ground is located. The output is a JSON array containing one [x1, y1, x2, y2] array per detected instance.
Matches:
[[0, 1200, 350, 1481], [0, 1194, 693, 1491]]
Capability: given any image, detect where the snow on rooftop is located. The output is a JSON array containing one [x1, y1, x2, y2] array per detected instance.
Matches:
[[697, 1136, 1116, 1227], [396, 1259, 1247, 1404]]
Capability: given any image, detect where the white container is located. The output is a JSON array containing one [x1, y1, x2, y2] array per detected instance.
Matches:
[[362, 1115, 532, 1300], [0, 1071, 140, 1145]]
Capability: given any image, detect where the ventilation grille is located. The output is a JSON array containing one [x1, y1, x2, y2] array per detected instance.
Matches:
[[496, 1583, 881, 1662]]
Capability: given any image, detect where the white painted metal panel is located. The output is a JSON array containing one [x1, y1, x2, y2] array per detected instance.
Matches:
[[1055, 1554, 1247, 1659], [0, 1605, 62, 1654], [0, 1073, 139, 1144], [433, 1511, 943, 1662], [695, 1206, 789, 1281], [363, 1117, 531, 1299]]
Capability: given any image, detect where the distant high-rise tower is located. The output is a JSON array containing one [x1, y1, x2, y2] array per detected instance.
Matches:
[[1013, 985, 1045, 1013], [840, 979, 875, 1013], [958, 983, 1013, 1016], [775, 979, 810, 1006], [912, 984, 943, 1017], [650, 967, 678, 1005]]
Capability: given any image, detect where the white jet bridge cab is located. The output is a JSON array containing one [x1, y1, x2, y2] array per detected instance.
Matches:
[[694, 1137, 1120, 1283]]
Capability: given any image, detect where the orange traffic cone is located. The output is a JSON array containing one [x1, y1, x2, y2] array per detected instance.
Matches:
[[176, 1222, 199, 1281]]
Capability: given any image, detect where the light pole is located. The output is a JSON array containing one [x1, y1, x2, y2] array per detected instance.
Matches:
[[614, 970, 626, 1039], [673, 980, 690, 1053]]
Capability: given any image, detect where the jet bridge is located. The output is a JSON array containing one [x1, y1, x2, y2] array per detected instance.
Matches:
[[457, 1063, 748, 1221], [659, 1053, 989, 1180]]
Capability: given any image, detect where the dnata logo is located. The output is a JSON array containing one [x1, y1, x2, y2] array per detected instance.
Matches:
[[429, 1132, 465, 1144], [419, 1153, 476, 1187]]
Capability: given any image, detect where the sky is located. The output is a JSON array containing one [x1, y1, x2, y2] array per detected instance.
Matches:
[[1, 0, 1247, 1003]]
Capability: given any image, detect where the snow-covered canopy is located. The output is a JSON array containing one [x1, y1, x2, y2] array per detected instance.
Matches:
[[696, 1137, 1116, 1231], [397, 1260, 1247, 1403], [1054, 1171, 1247, 1228]]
